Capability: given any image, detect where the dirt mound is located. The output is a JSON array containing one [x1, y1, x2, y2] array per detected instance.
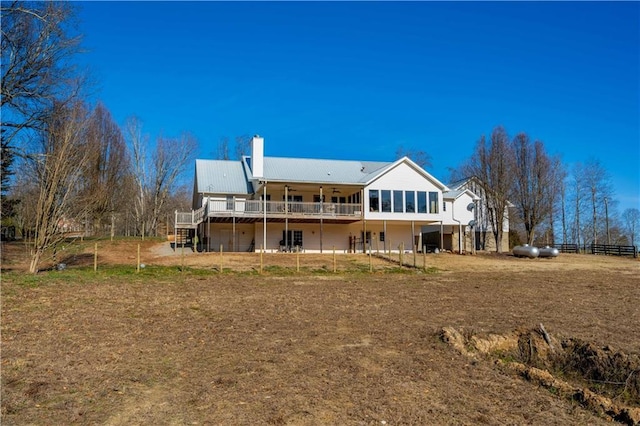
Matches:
[[562, 340, 640, 397], [441, 326, 640, 425]]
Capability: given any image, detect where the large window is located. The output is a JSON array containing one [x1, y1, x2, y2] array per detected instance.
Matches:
[[417, 191, 427, 213], [369, 189, 434, 214], [369, 190, 379, 212], [393, 190, 403, 212], [429, 192, 439, 213], [405, 191, 415, 213], [381, 190, 391, 212]]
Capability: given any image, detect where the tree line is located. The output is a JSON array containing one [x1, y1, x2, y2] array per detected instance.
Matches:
[[455, 125, 639, 253], [1, 2, 195, 272]]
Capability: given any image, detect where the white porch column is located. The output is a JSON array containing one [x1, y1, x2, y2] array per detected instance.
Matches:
[[285, 185, 289, 249], [383, 220, 387, 253], [263, 182, 267, 251], [411, 220, 415, 253], [319, 186, 323, 253], [232, 196, 236, 252]]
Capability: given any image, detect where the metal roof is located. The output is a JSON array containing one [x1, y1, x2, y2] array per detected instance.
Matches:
[[195, 155, 449, 194], [446, 177, 472, 190], [255, 157, 392, 184], [195, 159, 252, 194], [443, 189, 465, 199]]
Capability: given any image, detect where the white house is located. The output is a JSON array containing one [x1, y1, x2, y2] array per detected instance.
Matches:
[[447, 176, 512, 252], [176, 136, 480, 253]]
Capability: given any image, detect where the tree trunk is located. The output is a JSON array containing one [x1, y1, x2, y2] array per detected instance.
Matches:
[[110, 213, 115, 241], [28, 249, 43, 274]]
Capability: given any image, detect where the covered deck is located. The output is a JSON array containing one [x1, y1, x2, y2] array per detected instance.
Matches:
[[205, 199, 362, 222]]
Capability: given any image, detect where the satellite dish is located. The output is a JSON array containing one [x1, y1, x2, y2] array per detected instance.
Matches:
[[468, 220, 476, 227], [467, 203, 475, 211]]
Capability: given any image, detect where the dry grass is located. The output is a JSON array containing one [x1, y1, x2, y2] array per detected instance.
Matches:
[[1, 240, 639, 425]]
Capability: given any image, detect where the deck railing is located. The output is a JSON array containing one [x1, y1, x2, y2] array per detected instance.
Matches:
[[210, 200, 362, 217], [175, 204, 207, 228], [176, 200, 362, 227]]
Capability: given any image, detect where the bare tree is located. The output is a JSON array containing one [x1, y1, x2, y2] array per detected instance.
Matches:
[[464, 126, 513, 253], [511, 133, 561, 245], [546, 160, 569, 244], [234, 134, 252, 160], [7, 171, 38, 239], [125, 116, 150, 237], [1, 1, 81, 217], [79, 102, 129, 236], [217, 136, 231, 160], [559, 169, 568, 243], [622, 208, 640, 247], [214, 134, 252, 161], [395, 145, 432, 169], [582, 158, 612, 245], [26, 100, 91, 273], [125, 118, 197, 238], [148, 133, 197, 235], [162, 184, 192, 235], [568, 162, 585, 245]]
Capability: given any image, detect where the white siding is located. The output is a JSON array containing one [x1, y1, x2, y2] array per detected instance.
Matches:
[[364, 162, 444, 222], [205, 223, 254, 252], [450, 193, 476, 226], [250, 222, 365, 252]]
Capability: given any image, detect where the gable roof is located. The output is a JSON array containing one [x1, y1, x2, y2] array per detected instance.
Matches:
[[443, 188, 480, 201], [364, 156, 449, 190], [245, 156, 393, 185], [447, 176, 483, 192], [195, 159, 252, 194], [195, 154, 450, 195], [449, 176, 513, 207]]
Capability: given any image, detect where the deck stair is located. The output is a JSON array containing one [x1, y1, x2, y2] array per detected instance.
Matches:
[[174, 228, 192, 246], [175, 205, 207, 229]]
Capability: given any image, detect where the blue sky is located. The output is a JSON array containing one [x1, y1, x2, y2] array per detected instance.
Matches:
[[77, 1, 639, 212]]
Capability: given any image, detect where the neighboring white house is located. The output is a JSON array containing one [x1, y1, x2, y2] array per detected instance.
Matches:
[[447, 176, 513, 252], [176, 136, 481, 253]]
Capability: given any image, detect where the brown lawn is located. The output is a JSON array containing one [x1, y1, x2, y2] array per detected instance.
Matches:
[[1, 240, 639, 425]]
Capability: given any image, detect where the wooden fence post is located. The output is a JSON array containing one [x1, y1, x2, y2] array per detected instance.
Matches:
[[94, 243, 98, 272], [413, 243, 416, 267], [220, 244, 224, 273], [333, 246, 336, 273], [423, 250, 426, 271], [137, 243, 141, 273], [260, 245, 264, 274]]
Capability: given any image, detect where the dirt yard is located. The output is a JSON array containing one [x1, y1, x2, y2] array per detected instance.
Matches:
[[1, 240, 639, 425]]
